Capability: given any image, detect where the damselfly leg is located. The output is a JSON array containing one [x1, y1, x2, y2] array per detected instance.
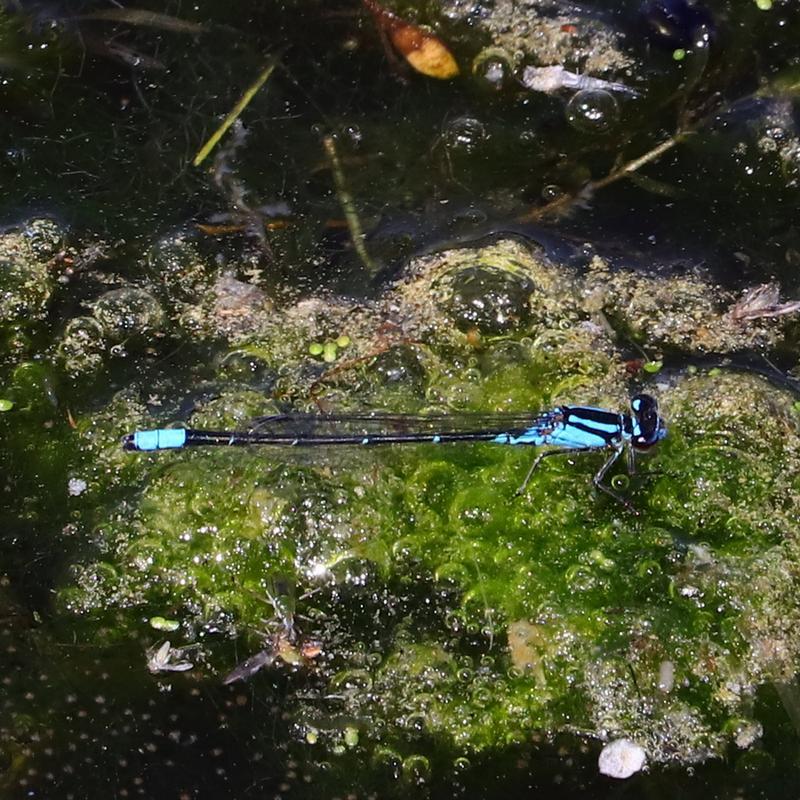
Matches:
[[516, 443, 638, 514], [514, 447, 597, 497], [591, 444, 639, 515], [627, 444, 636, 475]]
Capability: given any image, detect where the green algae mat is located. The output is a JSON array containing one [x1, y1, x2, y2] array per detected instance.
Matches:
[[4, 227, 800, 795]]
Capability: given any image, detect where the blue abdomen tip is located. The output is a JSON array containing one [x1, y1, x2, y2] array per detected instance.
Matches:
[[133, 429, 187, 451]]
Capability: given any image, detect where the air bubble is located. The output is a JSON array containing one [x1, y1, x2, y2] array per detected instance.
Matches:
[[566, 89, 619, 134], [471, 48, 513, 91], [444, 116, 488, 153]]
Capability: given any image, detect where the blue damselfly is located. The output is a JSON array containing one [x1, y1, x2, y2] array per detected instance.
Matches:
[[123, 394, 667, 512]]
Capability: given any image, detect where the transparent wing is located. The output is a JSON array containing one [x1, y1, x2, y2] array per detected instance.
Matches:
[[245, 411, 559, 441]]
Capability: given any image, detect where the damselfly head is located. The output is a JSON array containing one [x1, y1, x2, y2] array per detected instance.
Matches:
[[629, 393, 667, 449]]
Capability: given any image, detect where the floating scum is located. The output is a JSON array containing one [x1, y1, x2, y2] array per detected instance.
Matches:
[[63, 238, 800, 772]]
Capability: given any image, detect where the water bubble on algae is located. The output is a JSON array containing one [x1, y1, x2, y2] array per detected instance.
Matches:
[[391, 537, 417, 562], [92, 287, 165, 343], [373, 747, 402, 779], [610, 473, 630, 491], [457, 667, 474, 683], [564, 564, 597, 592], [444, 610, 463, 632], [366, 651, 383, 667], [566, 89, 619, 134], [402, 754, 431, 784], [471, 48, 513, 91], [471, 685, 493, 708], [402, 712, 428, 733], [447, 266, 534, 334], [541, 183, 565, 202], [330, 669, 372, 692]]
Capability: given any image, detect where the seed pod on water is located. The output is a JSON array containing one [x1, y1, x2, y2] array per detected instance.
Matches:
[[364, 0, 459, 79]]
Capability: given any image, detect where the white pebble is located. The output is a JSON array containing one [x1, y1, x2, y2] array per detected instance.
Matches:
[[67, 477, 87, 496], [598, 739, 647, 779]]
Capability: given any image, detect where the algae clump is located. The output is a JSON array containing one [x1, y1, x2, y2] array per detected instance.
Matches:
[[52, 238, 800, 771]]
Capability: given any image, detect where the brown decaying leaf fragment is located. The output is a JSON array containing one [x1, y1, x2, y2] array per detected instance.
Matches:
[[363, 0, 459, 80]]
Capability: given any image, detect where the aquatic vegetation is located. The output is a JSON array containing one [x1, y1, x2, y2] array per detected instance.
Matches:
[[3, 0, 800, 795], [38, 235, 799, 775], [0, 218, 64, 330], [192, 56, 281, 167], [62, 353, 800, 768]]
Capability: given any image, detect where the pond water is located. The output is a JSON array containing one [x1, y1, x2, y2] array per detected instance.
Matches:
[[3, 1, 800, 798]]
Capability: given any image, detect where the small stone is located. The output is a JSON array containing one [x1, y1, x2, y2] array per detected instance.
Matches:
[[67, 478, 87, 497], [598, 739, 647, 779]]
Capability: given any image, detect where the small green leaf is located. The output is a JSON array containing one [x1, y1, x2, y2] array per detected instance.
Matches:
[[335, 334, 351, 349], [0, 398, 14, 411], [643, 360, 663, 373], [308, 342, 324, 356], [672, 48, 686, 61]]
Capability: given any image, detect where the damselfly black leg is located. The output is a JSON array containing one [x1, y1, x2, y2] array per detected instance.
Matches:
[[627, 444, 636, 475], [516, 445, 638, 513], [593, 445, 638, 515], [514, 447, 598, 497]]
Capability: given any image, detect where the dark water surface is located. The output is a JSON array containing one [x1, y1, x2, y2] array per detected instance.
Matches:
[[3, 1, 800, 798]]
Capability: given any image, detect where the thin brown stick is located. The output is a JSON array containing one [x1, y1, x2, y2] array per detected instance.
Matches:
[[517, 132, 688, 223]]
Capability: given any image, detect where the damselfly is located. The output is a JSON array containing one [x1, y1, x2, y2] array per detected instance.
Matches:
[[122, 394, 667, 512]]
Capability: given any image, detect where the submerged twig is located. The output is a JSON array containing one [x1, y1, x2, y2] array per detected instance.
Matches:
[[322, 135, 379, 274], [518, 132, 686, 222], [592, 134, 686, 192], [76, 9, 205, 34], [193, 56, 281, 167]]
